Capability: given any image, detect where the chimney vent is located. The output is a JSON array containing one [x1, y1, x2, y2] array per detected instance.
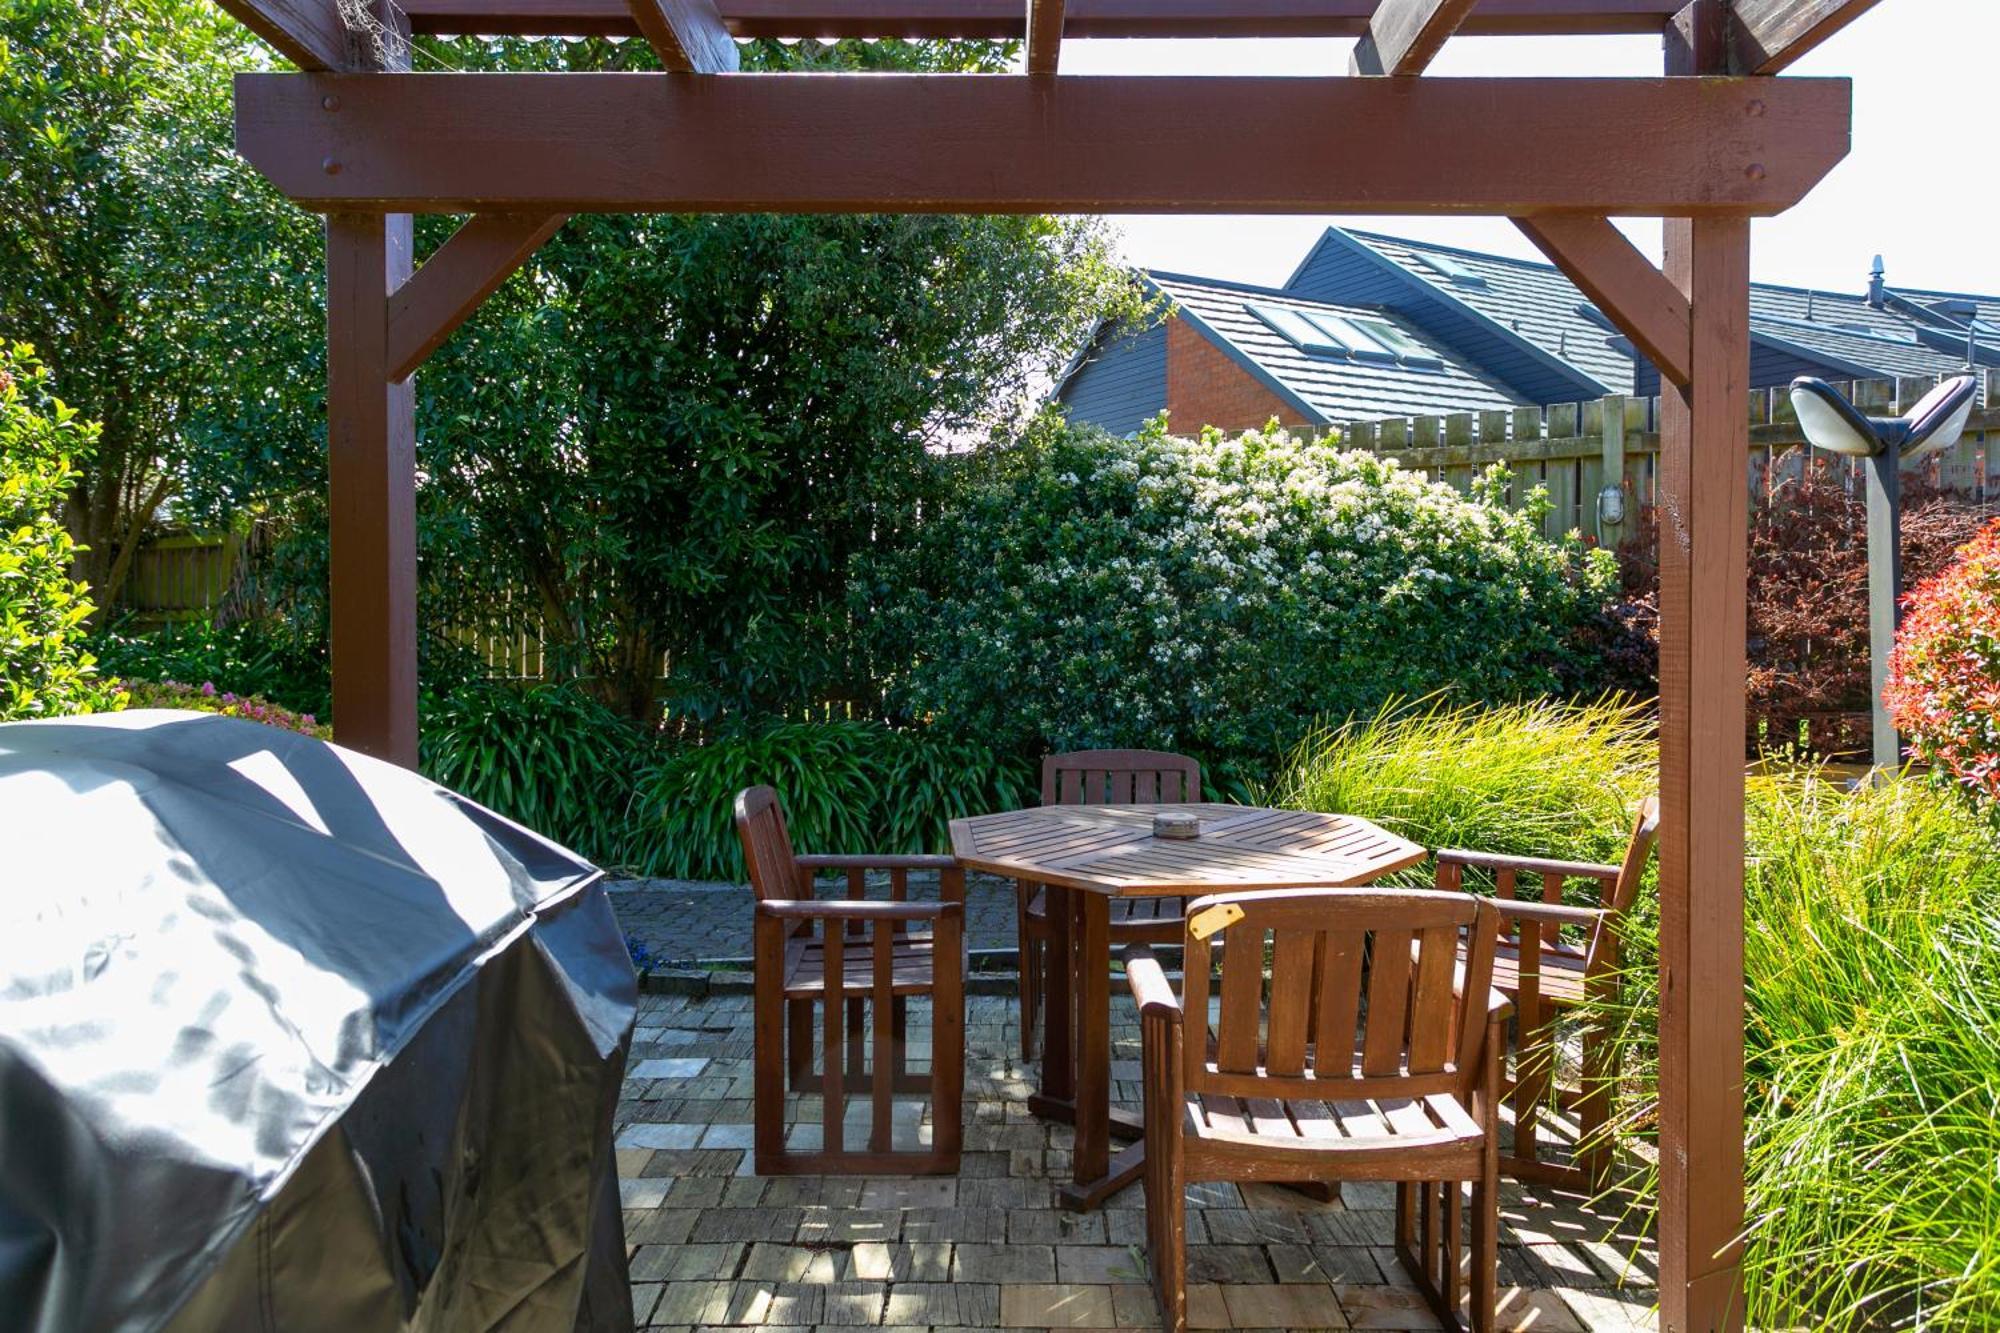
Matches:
[[1867, 255, 1886, 308]]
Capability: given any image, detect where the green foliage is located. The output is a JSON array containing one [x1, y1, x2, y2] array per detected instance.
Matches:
[[119, 678, 327, 738], [627, 720, 1031, 881], [91, 616, 333, 719], [1604, 771, 2000, 1328], [0, 1, 324, 609], [420, 680, 652, 865], [388, 39, 1144, 726], [1270, 694, 1654, 871], [0, 345, 121, 719], [869, 417, 1621, 782]]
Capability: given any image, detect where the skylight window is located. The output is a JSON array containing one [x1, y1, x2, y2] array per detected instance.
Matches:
[[1413, 252, 1489, 288], [1246, 303, 1347, 356], [1347, 317, 1444, 370], [1304, 313, 1397, 363]]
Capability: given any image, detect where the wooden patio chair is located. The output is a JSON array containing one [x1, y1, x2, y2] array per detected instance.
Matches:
[[1016, 748, 1203, 1058], [736, 785, 964, 1175], [1433, 795, 1660, 1187], [1127, 888, 1508, 1333]]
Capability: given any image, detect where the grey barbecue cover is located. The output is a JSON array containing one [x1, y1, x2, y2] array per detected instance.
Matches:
[[0, 710, 637, 1332]]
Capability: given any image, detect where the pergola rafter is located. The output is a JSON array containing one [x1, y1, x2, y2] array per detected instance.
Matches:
[[206, 1, 1888, 1328]]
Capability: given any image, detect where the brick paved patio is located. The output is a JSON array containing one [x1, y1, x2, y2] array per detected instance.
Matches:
[[615, 982, 1661, 1331]]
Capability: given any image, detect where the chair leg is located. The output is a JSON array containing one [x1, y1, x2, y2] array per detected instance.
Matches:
[[753, 924, 786, 1174], [1576, 1013, 1615, 1186], [1145, 1129, 1187, 1332]]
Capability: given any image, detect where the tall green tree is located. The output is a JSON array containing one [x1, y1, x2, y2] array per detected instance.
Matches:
[[0, 0, 323, 611], [406, 35, 1145, 724]]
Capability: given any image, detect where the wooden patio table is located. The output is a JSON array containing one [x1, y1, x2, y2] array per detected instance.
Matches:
[[949, 802, 1426, 1210]]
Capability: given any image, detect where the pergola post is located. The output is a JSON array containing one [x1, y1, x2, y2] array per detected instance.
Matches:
[[1654, 211, 1750, 1333], [325, 210, 420, 766], [1656, 7, 1751, 1317]]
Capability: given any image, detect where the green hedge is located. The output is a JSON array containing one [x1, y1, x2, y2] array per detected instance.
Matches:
[[626, 719, 1031, 881], [862, 417, 1620, 784]]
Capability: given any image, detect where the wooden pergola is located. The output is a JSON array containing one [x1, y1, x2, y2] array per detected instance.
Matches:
[[212, 0, 1877, 1326]]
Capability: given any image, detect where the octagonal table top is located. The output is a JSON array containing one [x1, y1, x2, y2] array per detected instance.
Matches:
[[948, 803, 1426, 897]]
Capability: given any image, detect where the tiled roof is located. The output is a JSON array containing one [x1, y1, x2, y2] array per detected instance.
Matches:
[[1339, 230, 1637, 393], [1341, 228, 2000, 389], [1148, 271, 1528, 424]]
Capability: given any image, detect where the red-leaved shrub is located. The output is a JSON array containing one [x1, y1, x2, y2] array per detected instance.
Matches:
[[1885, 519, 2000, 801], [1616, 451, 1989, 756]]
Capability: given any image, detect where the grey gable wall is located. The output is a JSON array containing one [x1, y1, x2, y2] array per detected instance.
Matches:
[[1284, 230, 1619, 406], [1057, 321, 1167, 435]]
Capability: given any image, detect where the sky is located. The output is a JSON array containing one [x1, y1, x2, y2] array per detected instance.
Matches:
[[1055, 0, 1999, 299]]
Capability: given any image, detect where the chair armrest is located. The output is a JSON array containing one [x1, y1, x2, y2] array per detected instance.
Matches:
[[1434, 848, 1622, 882], [755, 898, 958, 922], [794, 853, 962, 871], [1123, 946, 1183, 1022], [1493, 898, 1608, 928]]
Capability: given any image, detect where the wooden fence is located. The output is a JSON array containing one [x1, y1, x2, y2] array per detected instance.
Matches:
[[116, 533, 243, 624], [1332, 368, 2000, 544]]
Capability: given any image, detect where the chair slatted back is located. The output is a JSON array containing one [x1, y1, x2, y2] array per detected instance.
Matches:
[[736, 785, 805, 900], [1605, 795, 1662, 918], [1181, 889, 1497, 1103], [1043, 749, 1202, 806]]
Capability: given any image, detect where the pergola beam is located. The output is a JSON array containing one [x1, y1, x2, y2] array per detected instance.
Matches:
[[626, 0, 741, 70], [214, 0, 358, 70], [237, 72, 1850, 215], [1728, 0, 1883, 74], [1026, 0, 1068, 73], [397, 0, 1683, 39], [386, 213, 570, 383], [1514, 214, 1692, 387], [1351, 0, 1479, 75]]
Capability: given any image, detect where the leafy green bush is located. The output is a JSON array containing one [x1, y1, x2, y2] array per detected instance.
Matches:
[[627, 719, 1032, 880], [419, 680, 651, 865], [1271, 694, 1654, 872], [119, 679, 328, 738], [0, 344, 122, 720], [92, 616, 332, 719], [865, 418, 1619, 782]]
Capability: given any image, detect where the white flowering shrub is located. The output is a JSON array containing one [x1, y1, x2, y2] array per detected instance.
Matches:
[[861, 417, 1620, 786]]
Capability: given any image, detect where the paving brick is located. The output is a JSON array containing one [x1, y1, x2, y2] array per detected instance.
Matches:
[[998, 1282, 1119, 1328], [1220, 1283, 1350, 1328]]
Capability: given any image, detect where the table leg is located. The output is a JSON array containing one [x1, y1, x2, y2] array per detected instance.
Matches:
[[1031, 884, 1075, 1108], [1057, 891, 1143, 1210]]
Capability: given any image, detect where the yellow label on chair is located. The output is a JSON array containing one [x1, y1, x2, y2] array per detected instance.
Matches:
[[1187, 902, 1245, 941]]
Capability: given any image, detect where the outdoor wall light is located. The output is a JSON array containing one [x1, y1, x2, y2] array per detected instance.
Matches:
[[1596, 483, 1626, 528], [1788, 373, 1979, 771]]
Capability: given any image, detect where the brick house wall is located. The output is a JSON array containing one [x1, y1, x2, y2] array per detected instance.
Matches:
[[1164, 317, 1313, 433]]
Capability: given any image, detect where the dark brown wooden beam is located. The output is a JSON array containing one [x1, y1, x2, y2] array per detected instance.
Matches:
[[236, 73, 1850, 216], [326, 212, 420, 766], [1656, 6, 1748, 1327], [214, 0, 357, 70], [1026, 0, 1067, 74], [1728, 0, 1882, 74], [1513, 214, 1691, 387], [397, 0, 1680, 39], [1350, 0, 1478, 75], [386, 213, 569, 382], [627, 0, 740, 70]]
